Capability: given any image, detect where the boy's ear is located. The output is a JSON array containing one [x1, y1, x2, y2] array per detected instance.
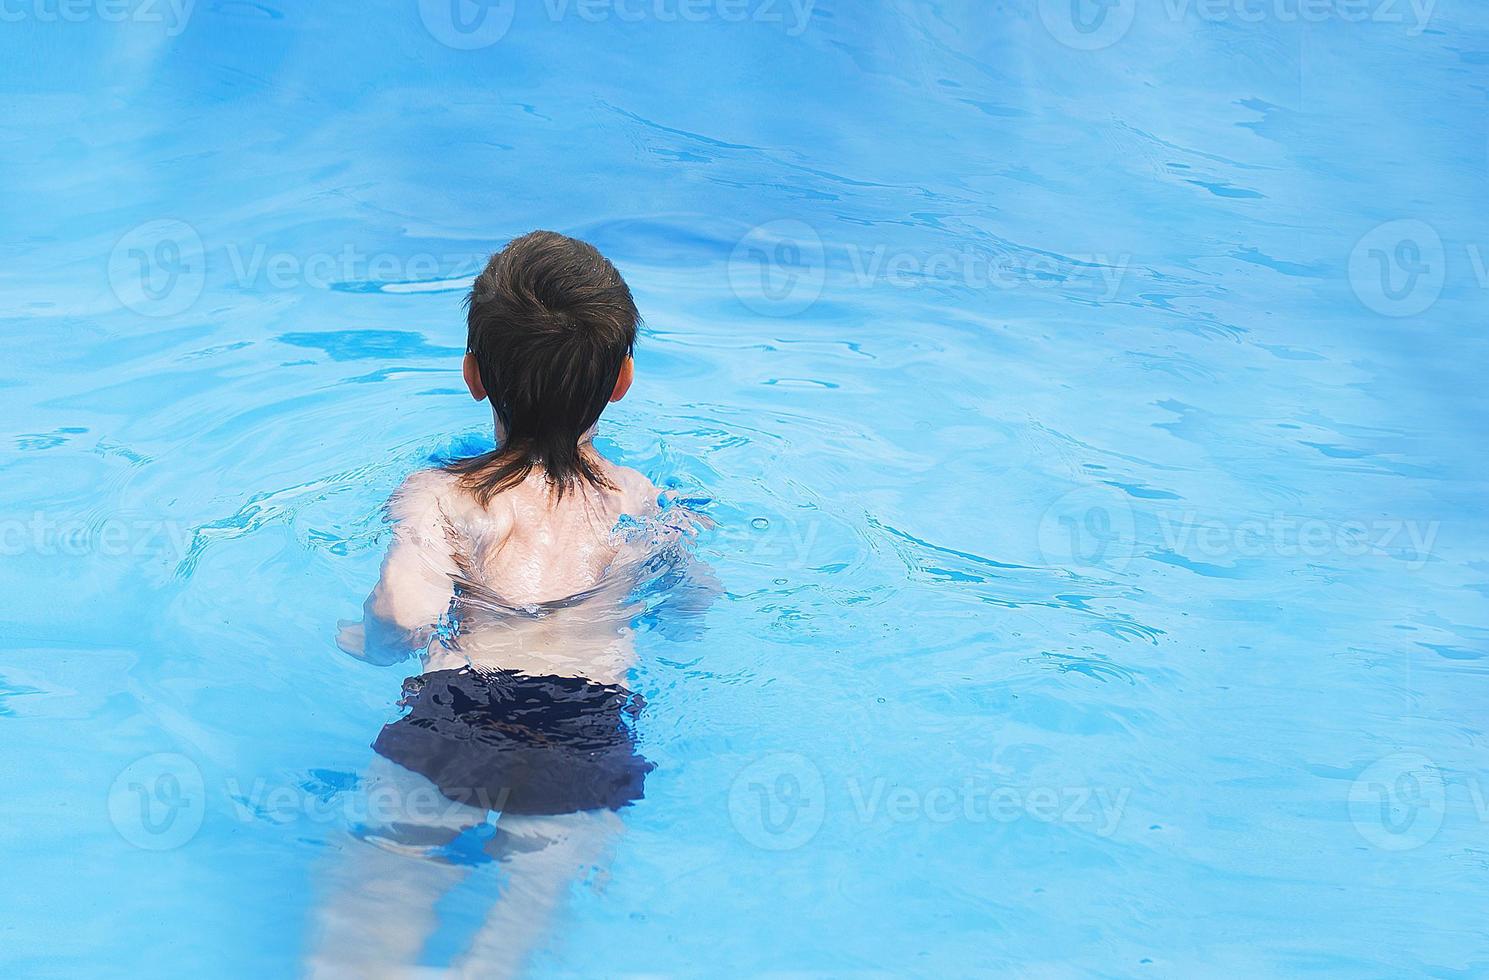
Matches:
[[610, 356, 634, 403], [463, 353, 487, 401]]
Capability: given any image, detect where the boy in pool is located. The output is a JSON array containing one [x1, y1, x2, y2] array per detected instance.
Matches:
[[314, 231, 674, 978]]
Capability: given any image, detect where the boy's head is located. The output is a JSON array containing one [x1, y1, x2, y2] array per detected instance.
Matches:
[[453, 231, 639, 499]]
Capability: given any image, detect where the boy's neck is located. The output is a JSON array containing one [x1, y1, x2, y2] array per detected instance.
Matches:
[[491, 412, 597, 450]]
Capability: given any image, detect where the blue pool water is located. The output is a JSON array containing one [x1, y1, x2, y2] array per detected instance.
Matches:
[[4, 1, 1489, 975]]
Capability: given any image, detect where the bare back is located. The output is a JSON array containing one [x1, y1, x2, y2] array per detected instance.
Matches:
[[439, 461, 657, 604], [346, 452, 660, 684]]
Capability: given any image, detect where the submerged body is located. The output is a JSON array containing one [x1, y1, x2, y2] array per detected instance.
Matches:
[[314, 452, 668, 979], [315, 231, 685, 979]]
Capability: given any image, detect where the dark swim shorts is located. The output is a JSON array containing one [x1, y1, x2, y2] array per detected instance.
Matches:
[[372, 667, 653, 815]]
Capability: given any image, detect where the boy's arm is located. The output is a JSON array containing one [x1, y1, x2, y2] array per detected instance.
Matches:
[[337, 470, 470, 665], [615, 469, 722, 636]]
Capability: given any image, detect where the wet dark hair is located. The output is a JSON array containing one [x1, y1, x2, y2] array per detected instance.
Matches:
[[446, 231, 639, 502]]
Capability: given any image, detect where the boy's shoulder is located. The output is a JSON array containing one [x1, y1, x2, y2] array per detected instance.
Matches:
[[387, 467, 472, 526], [391, 462, 657, 519], [601, 461, 662, 515], [387, 467, 516, 552]]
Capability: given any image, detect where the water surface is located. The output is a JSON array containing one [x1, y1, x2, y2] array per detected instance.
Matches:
[[3, 1, 1488, 975]]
